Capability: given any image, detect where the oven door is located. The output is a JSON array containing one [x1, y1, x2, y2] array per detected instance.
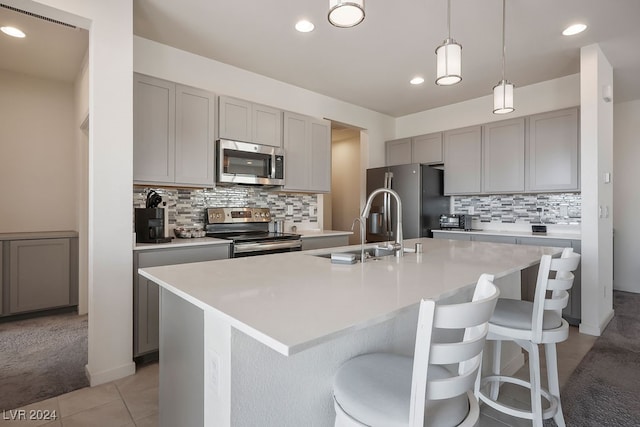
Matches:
[[217, 139, 284, 185], [232, 239, 302, 257]]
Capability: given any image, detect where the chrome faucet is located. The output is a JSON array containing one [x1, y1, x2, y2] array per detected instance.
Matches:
[[361, 188, 404, 257], [351, 216, 366, 262]]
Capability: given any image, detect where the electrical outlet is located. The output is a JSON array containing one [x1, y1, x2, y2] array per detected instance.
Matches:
[[309, 206, 315, 217], [287, 205, 293, 215]]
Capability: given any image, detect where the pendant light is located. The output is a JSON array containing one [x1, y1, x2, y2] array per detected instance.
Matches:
[[328, 0, 365, 28], [435, 0, 462, 85], [493, 0, 514, 114]]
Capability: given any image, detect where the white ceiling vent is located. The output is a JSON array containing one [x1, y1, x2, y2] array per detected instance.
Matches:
[[0, 3, 76, 29]]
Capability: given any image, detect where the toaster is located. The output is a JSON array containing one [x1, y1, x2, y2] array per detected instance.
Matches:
[[439, 214, 472, 231]]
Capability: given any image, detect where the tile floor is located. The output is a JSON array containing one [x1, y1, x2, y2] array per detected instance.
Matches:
[[0, 326, 596, 427]]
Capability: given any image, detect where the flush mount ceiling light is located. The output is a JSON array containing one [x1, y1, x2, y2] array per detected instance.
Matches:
[[1, 26, 26, 38], [295, 20, 315, 33], [328, 0, 365, 28], [562, 23, 587, 36], [435, 0, 462, 86], [493, 0, 514, 114], [410, 76, 425, 85]]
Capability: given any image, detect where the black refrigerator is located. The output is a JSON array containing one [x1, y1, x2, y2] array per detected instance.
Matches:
[[365, 163, 449, 242]]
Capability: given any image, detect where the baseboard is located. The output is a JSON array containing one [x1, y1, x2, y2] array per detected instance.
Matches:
[[579, 309, 615, 336], [85, 361, 136, 386]]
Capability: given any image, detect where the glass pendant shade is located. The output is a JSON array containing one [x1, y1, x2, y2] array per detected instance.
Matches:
[[328, 0, 365, 28], [435, 39, 462, 85], [493, 80, 514, 114]]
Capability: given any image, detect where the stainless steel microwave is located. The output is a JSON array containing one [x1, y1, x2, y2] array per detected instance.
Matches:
[[217, 139, 285, 186]]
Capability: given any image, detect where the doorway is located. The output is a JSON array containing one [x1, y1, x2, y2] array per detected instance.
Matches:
[[328, 123, 362, 245]]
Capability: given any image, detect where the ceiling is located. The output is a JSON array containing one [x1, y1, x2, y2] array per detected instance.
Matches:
[[0, 4, 87, 83], [133, 0, 640, 117], [2, 1, 638, 117]]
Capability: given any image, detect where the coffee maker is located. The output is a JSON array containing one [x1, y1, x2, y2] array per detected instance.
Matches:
[[135, 190, 171, 243], [135, 208, 171, 243]]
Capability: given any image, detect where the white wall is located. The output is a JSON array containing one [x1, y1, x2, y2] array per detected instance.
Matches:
[[395, 74, 580, 139], [613, 100, 640, 292], [580, 44, 614, 336], [133, 36, 396, 169], [331, 131, 361, 244], [0, 70, 76, 233], [74, 51, 89, 315], [20, 0, 135, 385]]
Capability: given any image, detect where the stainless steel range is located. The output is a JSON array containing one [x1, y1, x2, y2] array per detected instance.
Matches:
[[205, 207, 302, 257]]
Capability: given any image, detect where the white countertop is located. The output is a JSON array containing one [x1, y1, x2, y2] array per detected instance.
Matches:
[[297, 229, 353, 238], [0, 230, 78, 241], [134, 237, 230, 251], [139, 238, 561, 356], [433, 229, 581, 240]]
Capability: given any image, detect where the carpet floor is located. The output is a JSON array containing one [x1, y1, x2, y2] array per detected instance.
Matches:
[[560, 291, 640, 427], [0, 311, 89, 411]]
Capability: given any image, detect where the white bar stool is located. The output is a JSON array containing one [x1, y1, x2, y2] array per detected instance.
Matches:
[[477, 248, 581, 427], [332, 273, 500, 427]]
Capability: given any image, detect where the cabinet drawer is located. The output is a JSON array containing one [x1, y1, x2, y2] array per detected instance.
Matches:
[[137, 244, 230, 268], [472, 235, 517, 244]]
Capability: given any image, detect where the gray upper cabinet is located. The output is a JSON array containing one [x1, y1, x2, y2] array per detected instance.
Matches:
[[527, 107, 579, 192], [482, 118, 525, 193], [412, 132, 443, 165], [283, 112, 331, 193], [385, 138, 412, 166], [175, 85, 216, 186], [218, 96, 251, 142], [8, 239, 74, 314], [133, 74, 176, 183], [444, 126, 482, 195], [134, 74, 216, 187], [218, 95, 283, 147], [0, 244, 3, 315]]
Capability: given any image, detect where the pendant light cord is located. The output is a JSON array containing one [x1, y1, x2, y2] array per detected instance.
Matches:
[[447, 0, 451, 39], [501, 0, 506, 82]]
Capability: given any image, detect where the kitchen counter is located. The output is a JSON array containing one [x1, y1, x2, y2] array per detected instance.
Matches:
[[133, 236, 230, 251], [0, 230, 78, 240], [433, 228, 581, 240], [141, 237, 562, 426], [140, 237, 560, 356], [140, 238, 562, 426], [297, 229, 353, 238]]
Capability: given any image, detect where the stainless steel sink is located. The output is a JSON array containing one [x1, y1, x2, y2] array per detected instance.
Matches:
[[313, 246, 395, 261]]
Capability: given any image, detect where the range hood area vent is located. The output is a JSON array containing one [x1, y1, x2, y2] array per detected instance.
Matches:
[[0, 3, 77, 29]]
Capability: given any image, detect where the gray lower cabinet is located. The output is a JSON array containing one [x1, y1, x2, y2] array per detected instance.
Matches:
[[301, 235, 350, 251], [134, 244, 230, 357], [431, 231, 472, 241], [5, 238, 78, 315]]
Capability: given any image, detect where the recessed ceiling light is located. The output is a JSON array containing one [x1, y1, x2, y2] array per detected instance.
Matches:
[[1, 26, 26, 38], [410, 77, 425, 85], [295, 20, 315, 33], [562, 24, 587, 36]]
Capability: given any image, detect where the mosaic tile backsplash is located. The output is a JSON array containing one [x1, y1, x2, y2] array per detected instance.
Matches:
[[133, 186, 318, 230], [453, 193, 581, 225]]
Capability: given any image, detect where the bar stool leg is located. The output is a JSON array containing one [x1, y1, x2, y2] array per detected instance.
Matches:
[[545, 343, 565, 427], [527, 341, 544, 427], [489, 340, 502, 400]]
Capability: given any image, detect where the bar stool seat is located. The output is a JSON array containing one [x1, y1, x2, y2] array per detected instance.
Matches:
[[477, 248, 581, 427], [332, 273, 500, 427]]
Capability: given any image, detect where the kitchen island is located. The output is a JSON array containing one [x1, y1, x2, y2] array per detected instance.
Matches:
[[139, 237, 562, 427]]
